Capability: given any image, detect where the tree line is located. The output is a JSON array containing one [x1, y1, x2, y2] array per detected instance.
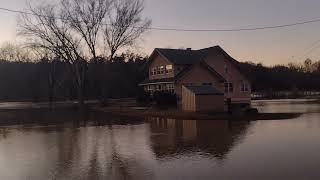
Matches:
[[0, 53, 148, 102], [239, 59, 320, 92], [1, 49, 320, 102]]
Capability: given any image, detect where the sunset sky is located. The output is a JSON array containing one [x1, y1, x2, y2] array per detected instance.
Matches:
[[1, 0, 320, 65]]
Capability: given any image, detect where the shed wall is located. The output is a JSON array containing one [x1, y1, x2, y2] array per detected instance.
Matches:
[[182, 86, 196, 112], [195, 95, 225, 112]]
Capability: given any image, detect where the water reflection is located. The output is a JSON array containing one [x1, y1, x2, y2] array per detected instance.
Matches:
[[147, 118, 250, 160], [1, 100, 320, 180], [0, 115, 251, 180]]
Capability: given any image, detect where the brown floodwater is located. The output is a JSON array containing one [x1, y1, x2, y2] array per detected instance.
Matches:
[[0, 100, 320, 180]]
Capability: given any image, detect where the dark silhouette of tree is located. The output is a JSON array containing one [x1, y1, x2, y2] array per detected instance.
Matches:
[[0, 53, 148, 102], [104, 0, 151, 60], [17, 0, 150, 108], [238, 60, 320, 96]]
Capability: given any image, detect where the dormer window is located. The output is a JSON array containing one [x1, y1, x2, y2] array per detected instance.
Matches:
[[166, 65, 173, 73], [160, 66, 165, 74], [151, 67, 156, 76]]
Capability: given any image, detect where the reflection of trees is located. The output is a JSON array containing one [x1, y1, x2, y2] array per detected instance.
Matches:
[[0, 128, 10, 139], [46, 123, 155, 180], [147, 117, 251, 160], [106, 125, 156, 180]]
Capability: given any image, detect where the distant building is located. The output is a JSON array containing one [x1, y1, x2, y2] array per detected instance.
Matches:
[[139, 46, 251, 112]]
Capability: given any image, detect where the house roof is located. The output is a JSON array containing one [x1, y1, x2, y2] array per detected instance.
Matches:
[[139, 46, 248, 86], [153, 46, 242, 69], [155, 48, 210, 65], [184, 85, 224, 95]]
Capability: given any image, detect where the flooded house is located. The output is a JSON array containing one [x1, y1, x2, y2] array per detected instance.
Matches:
[[139, 46, 251, 112]]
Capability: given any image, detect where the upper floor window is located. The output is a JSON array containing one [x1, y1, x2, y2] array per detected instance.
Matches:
[[160, 66, 165, 74], [224, 82, 233, 93], [224, 64, 229, 74], [151, 65, 173, 76], [151, 67, 157, 76], [166, 65, 173, 73], [156, 67, 161, 74], [240, 81, 249, 92]]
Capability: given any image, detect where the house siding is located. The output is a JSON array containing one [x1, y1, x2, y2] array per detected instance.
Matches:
[[149, 53, 174, 80], [176, 64, 224, 105], [204, 51, 251, 104]]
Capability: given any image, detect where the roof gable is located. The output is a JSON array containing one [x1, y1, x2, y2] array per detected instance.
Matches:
[[176, 61, 226, 83]]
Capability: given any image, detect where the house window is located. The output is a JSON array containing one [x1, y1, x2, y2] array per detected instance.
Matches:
[[151, 67, 156, 76], [155, 85, 161, 91], [224, 82, 233, 93], [224, 64, 229, 74], [160, 66, 165, 74], [156, 67, 160, 74], [166, 65, 173, 73], [147, 85, 154, 92], [240, 81, 249, 92], [166, 84, 175, 93]]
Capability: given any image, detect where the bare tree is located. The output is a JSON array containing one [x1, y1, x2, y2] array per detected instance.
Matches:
[[19, 2, 92, 107], [0, 42, 34, 62], [104, 0, 151, 60], [62, 0, 113, 59], [18, 0, 151, 107]]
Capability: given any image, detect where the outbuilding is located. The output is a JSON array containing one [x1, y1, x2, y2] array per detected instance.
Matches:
[[182, 85, 225, 112]]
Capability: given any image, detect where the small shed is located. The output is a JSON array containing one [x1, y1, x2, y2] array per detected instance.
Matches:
[[182, 85, 225, 112]]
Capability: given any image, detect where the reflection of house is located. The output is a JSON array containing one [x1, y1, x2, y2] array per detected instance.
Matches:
[[139, 46, 251, 111], [147, 117, 250, 159]]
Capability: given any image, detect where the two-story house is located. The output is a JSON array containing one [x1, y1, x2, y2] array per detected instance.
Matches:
[[139, 46, 251, 110]]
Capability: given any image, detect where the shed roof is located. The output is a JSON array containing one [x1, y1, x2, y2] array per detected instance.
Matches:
[[184, 85, 224, 95]]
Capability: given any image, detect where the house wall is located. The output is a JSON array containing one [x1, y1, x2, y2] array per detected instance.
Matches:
[[149, 53, 174, 80], [204, 50, 251, 104], [195, 95, 225, 112], [182, 86, 225, 112], [182, 86, 196, 112], [176, 64, 224, 104]]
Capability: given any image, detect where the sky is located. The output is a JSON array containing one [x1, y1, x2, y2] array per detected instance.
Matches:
[[1, 0, 320, 65]]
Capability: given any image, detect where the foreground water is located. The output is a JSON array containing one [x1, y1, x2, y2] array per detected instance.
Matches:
[[0, 100, 320, 180]]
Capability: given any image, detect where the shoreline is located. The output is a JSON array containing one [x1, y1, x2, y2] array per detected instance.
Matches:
[[94, 107, 301, 121]]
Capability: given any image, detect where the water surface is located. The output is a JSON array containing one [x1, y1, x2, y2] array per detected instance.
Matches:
[[0, 100, 320, 180]]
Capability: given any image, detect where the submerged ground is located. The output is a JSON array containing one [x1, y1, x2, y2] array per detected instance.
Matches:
[[0, 99, 320, 180]]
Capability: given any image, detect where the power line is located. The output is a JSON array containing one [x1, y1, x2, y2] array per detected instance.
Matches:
[[1, 7, 320, 32], [300, 43, 320, 59]]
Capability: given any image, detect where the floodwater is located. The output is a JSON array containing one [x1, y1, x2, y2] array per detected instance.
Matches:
[[0, 100, 320, 180]]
